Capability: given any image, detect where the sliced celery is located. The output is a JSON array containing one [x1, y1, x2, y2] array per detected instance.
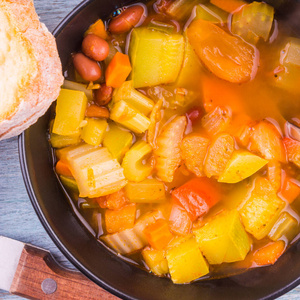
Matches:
[[129, 27, 184, 88], [195, 4, 229, 24], [125, 179, 165, 203], [52, 89, 88, 136], [81, 118, 108, 146], [283, 38, 300, 67], [103, 123, 133, 162], [268, 212, 299, 242], [63, 80, 93, 102], [59, 175, 79, 193], [231, 1, 274, 45], [142, 248, 169, 276], [50, 133, 81, 148], [110, 101, 150, 134], [112, 81, 154, 116], [101, 210, 164, 254], [59, 143, 127, 198], [122, 141, 153, 182]]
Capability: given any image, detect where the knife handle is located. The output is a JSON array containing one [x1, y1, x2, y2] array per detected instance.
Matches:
[[9, 244, 119, 300]]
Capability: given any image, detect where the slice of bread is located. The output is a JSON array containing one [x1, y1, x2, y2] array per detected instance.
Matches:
[[0, 0, 63, 140]]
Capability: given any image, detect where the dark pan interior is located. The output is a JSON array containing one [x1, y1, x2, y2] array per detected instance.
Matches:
[[19, 0, 300, 299]]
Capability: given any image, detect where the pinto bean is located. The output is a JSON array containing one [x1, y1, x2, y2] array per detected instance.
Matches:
[[109, 5, 145, 34], [94, 83, 113, 105], [82, 34, 109, 61], [85, 104, 110, 119], [73, 53, 101, 82]]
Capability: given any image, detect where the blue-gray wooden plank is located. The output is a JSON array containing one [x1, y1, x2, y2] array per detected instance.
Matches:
[[0, 0, 300, 299]]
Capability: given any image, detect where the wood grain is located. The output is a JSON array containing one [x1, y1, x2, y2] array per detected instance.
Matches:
[[0, 0, 300, 299], [10, 245, 118, 300]]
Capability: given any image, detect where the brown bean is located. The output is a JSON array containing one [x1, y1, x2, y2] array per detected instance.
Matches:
[[109, 5, 145, 34], [85, 104, 110, 118], [94, 83, 113, 105], [82, 34, 109, 61], [73, 53, 101, 82]]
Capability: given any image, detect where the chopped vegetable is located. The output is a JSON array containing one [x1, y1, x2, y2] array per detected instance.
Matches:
[[218, 150, 268, 184], [169, 204, 192, 235], [142, 248, 169, 276], [210, 0, 247, 13], [59, 175, 79, 193], [187, 19, 258, 83], [122, 141, 153, 182], [105, 203, 136, 234], [103, 123, 133, 162], [231, 2, 274, 45], [147, 20, 175, 34], [147, 99, 163, 148], [204, 133, 235, 179], [166, 236, 209, 284], [268, 212, 299, 242], [110, 100, 150, 134], [85, 19, 108, 39], [252, 241, 285, 266], [154, 116, 187, 182], [283, 137, 300, 168], [105, 52, 132, 88], [144, 219, 173, 250], [52, 89, 88, 136], [81, 118, 108, 146], [113, 80, 154, 115], [194, 210, 251, 264], [58, 144, 127, 198], [85, 105, 110, 119], [181, 134, 210, 177], [129, 27, 184, 88], [55, 160, 73, 177], [282, 38, 300, 67], [50, 133, 81, 149], [172, 178, 221, 221], [195, 3, 229, 24], [239, 177, 285, 240], [63, 80, 93, 102], [125, 179, 165, 203], [105, 188, 128, 210], [280, 176, 300, 203], [267, 160, 282, 192]]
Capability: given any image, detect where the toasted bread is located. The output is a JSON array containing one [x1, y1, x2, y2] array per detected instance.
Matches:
[[0, 0, 63, 140]]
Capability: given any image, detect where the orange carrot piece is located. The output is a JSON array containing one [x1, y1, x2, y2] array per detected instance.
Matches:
[[85, 105, 110, 118], [106, 189, 128, 210], [283, 137, 300, 168], [144, 219, 173, 250], [94, 196, 107, 208], [169, 204, 192, 236], [280, 176, 300, 204], [105, 52, 132, 88], [252, 241, 285, 266], [210, 0, 247, 13], [85, 19, 108, 39], [55, 160, 73, 177], [105, 203, 136, 234]]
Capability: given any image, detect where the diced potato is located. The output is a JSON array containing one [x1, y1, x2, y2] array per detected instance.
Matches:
[[166, 235, 209, 284], [81, 118, 108, 146], [142, 248, 169, 276], [181, 134, 210, 177], [218, 150, 268, 183], [63, 80, 93, 102], [52, 89, 88, 136], [50, 133, 81, 149], [194, 210, 251, 264], [239, 177, 285, 240]]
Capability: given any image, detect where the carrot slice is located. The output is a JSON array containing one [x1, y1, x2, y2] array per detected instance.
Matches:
[[55, 160, 73, 177], [105, 52, 132, 88], [211, 0, 247, 13], [280, 176, 300, 204], [252, 241, 285, 266], [106, 188, 128, 210], [144, 219, 173, 250], [283, 137, 300, 168], [85, 19, 108, 39]]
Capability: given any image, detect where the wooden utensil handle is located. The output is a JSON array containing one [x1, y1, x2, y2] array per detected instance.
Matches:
[[10, 244, 119, 300]]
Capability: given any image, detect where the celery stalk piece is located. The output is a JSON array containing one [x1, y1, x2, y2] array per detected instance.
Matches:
[[268, 212, 299, 242], [122, 141, 153, 182], [195, 4, 229, 24], [103, 123, 133, 162], [231, 1, 274, 45], [142, 248, 169, 276], [282, 38, 300, 67], [59, 175, 79, 193], [101, 210, 164, 254], [193, 210, 251, 265], [166, 235, 209, 284], [63, 80, 93, 102], [147, 20, 176, 34], [112, 81, 154, 116], [50, 133, 81, 148], [239, 177, 285, 240], [125, 179, 166, 203], [110, 100, 150, 134], [129, 27, 185, 88], [52, 89, 88, 136], [166, 0, 207, 21], [81, 118, 108, 146], [59, 143, 127, 198]]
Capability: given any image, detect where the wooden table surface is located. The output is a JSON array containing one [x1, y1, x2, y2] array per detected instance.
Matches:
[[1, 0, 300, 299]]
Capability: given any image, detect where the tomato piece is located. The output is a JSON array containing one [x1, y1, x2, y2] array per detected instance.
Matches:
[[171, 178, 221, 221]]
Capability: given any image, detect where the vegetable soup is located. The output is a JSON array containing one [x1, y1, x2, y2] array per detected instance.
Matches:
[[49, 0, 300, 284]]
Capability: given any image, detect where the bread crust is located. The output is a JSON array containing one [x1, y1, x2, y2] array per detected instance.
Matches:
[[0, 0, 63, 140]]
